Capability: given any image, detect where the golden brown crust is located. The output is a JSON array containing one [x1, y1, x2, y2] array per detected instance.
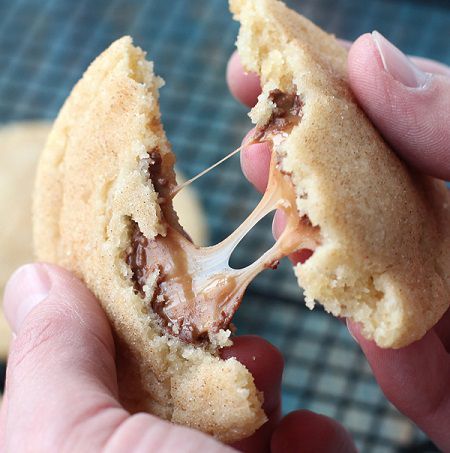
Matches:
[[231, 0, 450, 348], [33, 37, 265, 442]]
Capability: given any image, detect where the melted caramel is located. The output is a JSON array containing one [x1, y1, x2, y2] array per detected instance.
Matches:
[[126, 90, 320, 343], [128, 151, 319, 343]]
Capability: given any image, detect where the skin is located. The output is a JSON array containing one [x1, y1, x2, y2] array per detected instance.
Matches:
[[0, 33, 448, 452]]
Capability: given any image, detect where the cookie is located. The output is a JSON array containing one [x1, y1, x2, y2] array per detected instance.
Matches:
[[0, 121, 52, 358], [33, 37, 264, 442], [0, 121, 207, 361], [230, 0, 450, 347]]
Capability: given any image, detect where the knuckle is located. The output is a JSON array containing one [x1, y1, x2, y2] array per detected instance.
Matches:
[[8, 307, 67, 373]]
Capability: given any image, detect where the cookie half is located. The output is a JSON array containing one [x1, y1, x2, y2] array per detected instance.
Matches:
[[231, 0, 450, 348], [33, 37, 265, 442], [0, 120, 206, 360]]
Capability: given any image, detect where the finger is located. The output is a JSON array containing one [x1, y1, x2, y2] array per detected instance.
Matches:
[[221, 336, 284, 453], [408, 56, 450, 78], [241, 130, 271, 193], [104, 413, 233, 452], [341, 38, 450, 76], [271, 410, 357, 453], [1, 264, 232, 452], [348, 322, 450, 451], [348, 32, 450, 180], [226, 51, 261, 108], [434, 308, 450, 352], [2, 264, 126, 450]]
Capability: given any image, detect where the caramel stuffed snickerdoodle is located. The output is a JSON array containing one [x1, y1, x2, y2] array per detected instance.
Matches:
[[34, 0, 450, 442]]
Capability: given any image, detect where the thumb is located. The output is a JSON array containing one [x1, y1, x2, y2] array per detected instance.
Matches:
[[1, 263, 124, 451], [348, 32, 450, 180], [347, 321, 450, 452], [0, 264, 234, 452]]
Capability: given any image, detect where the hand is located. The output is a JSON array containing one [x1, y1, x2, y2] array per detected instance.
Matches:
[[227, 31, 450, 451], [0, 263, 356, 452]]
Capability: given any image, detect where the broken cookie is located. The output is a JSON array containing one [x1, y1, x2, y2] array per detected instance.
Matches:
[[230, 0, 450, 348], [33, 35, 270, 442]]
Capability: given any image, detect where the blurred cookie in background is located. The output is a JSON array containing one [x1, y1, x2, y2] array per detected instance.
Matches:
[[0, 121, 208, 358], [173, 175, 209, 247], [0, 121, 50, 358]]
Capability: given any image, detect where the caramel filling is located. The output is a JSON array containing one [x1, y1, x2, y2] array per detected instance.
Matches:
[[125, 90, 320, 343], [254, 89, 304, 142]]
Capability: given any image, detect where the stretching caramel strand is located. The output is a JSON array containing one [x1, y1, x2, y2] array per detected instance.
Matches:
[[126, 89, 320, 344]]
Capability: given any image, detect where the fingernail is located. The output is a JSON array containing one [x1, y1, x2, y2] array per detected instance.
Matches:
[[371, 31, 430, 88], [3, 264, 51, 333], [346, 319, 360, 344]]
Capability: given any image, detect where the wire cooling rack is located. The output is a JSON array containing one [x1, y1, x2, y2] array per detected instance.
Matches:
[[0, 0, 449, 451]]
